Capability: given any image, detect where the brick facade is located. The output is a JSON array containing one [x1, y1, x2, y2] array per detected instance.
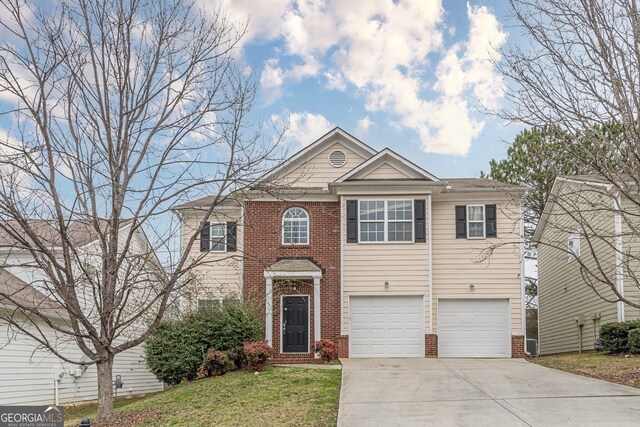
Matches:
[[511, 335, 525, 358], [243, 201, 341, 358], [336, 335, 349, 358], [425, 334, 438, 357]]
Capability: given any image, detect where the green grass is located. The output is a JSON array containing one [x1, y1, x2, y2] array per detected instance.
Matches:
[[65, 367, 342, 427], [528, 352, 640, 388]]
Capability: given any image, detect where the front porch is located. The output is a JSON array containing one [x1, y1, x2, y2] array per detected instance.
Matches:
[[264, 259, 322, 361]]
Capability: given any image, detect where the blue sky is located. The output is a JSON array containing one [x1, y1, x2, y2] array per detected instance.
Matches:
[[221, 0, 524, 179]]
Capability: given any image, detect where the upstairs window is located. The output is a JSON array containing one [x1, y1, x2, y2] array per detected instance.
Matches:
[[209, 223, 227, 252], [387, 200, 413, 241], [568, 233, 580, 262], [467, 205, 486, 239], [283, 207, 309, 245], [359, 200, 385, 242], [359, 200, 413, 242]]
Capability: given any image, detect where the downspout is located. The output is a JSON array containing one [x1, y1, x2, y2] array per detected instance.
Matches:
[[340, 195, 344, 335], [428, 194, 433, 332], [614, 193, 625, 322], [240, 203, 245, 301], [520, 202, 526, 337]]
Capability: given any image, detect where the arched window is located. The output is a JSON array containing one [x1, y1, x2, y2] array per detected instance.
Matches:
[[282, 207, 309, 245]]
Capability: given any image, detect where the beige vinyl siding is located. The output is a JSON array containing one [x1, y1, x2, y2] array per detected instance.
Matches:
[[431, 198, 523, 335], [0, 313, 162, 405], [182, 209, 243, 306], [361, 162, 408, 180], [537, 182, 619, 354], [621, 196, 640, 321], [342, 195, 430, 333], [274, 142, 367, 188]]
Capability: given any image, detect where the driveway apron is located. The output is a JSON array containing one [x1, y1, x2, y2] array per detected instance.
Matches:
[[337, 358, 640, 427]]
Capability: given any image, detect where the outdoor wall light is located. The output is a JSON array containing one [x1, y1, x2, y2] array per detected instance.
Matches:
[[469, 284, 475, 291], [384, 281, 389, 288]]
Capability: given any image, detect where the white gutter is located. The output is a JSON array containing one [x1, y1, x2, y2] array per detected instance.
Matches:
[[520, 202, 526, 336], [428, 194, 433, 333], [614, 193, 625, 322], [340, 195, 345, 335]]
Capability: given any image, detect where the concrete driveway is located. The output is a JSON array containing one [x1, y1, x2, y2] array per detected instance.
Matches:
[[338, 358, 640, 427]]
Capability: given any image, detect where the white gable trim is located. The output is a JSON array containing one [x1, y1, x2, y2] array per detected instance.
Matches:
[[334, 148, 440, 182], [259, 127, 377, 183]]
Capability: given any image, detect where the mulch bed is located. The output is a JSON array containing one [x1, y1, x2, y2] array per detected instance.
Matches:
[[92, 408, 163, 427]]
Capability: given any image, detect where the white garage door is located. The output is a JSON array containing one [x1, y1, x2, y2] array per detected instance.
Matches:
[[438, 299, 510, 358], [350, 296, 424, 358]]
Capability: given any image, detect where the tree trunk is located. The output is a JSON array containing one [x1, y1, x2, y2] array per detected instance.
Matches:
[[96, 355, 115, 422]]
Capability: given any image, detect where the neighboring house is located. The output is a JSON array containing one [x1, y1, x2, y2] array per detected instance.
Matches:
[[176, 128, 527, 360], [533, 175, 640, 355], [0, 220, 163, 406]]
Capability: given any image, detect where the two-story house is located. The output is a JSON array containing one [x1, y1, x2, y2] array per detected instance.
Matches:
[[533, 175, 640, 355], [176, 128, 527, 360], [0, 220, 163, 405]]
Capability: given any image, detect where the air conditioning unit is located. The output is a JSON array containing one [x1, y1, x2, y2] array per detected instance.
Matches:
[[526, 339, 538, 356]]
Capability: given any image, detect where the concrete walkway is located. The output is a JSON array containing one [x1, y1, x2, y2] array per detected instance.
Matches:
[[338, 358, 640, 427]]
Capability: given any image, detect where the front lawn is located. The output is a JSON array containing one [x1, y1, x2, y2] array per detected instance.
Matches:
[[528, 352, 640, 388], [65, 367, 341, 427]]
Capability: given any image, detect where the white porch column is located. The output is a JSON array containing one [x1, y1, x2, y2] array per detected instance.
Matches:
[[314, 277, 321, 357], [265, 277, 273, 345]]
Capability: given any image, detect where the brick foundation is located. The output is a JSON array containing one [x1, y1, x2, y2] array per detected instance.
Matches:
[[243, 201, 341, 358], [336, 335, 349, 358], [511, 335, 525, 358], [426, 334, 438, 357]]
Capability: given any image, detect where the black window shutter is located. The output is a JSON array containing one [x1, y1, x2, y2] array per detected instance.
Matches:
[[455, 206, 467, 239], [347, 200, 358, 243], [200, 221, 210, 252], [226, 222, 237, 251], [414, 199, 426, 243], [486, 204, 497, 237]]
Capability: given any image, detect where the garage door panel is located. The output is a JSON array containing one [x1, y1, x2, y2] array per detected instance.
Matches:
[[349, 296, 424, 358], [438, 299, 509, 358]]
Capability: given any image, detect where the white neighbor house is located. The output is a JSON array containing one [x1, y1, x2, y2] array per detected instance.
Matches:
[[0, 220, 163, 406]]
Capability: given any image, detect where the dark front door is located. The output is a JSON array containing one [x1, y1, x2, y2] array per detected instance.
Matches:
[[282, 296, 309, 353]]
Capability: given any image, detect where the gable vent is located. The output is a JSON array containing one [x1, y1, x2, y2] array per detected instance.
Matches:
[[328, 150, 347, 167]]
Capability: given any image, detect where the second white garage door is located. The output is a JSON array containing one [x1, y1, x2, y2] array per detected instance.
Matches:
[[350, 296, 424, 358], [438, 299, 510, 358]]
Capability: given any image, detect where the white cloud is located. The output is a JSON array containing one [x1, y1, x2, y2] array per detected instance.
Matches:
[[356, 116, 374, 136], [236, 1, 505, 155], [259, 58, 285, 102], [271, 111, 334, 147], [324, 71, 347, 91]]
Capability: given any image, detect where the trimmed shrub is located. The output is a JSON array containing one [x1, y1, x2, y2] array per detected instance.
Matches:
[[314, 339, 338, 363], [629, 328, 640, 354], [242, 341, 273, 371], [197, 349, 234, 379], [599, 320, 640, 353], [146, 301, 263, 384]]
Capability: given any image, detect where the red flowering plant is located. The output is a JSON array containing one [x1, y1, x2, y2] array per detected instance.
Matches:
[[314, 339, 338, 363], [242, 341, 273, 371]]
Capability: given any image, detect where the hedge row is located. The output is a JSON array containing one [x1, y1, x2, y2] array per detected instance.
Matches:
[[599, 320, 640, 353], [145, 301, 263, 384]]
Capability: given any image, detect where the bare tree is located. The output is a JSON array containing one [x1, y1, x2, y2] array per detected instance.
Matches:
[[497, 0, 640, 308], [0, 0, 283, 420]]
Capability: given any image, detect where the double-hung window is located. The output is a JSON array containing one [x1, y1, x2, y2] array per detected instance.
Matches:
[[359, 201, 385, 242], [467, 205, 485, 239], [210, 223, 227, 252], [387, 200, 413, 241], [359, 200, 413, 242]]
